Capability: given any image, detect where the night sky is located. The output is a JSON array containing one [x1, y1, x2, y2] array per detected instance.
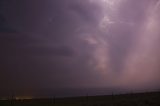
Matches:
[[0, 0, 160, 98]]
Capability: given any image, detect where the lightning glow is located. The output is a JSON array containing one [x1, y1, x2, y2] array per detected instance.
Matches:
[[83, 0, 123, 76]]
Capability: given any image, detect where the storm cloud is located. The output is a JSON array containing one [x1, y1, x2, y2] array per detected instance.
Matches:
[[0, 0, 160, 97]]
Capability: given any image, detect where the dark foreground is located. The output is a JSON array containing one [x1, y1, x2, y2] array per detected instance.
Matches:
[[0, 91, 160, 106]]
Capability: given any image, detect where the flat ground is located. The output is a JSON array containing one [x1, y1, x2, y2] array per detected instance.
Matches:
[[0, 91, 160, 106]]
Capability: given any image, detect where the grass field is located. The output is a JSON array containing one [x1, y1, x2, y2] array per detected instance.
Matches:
[[0, 91, 160, 106]]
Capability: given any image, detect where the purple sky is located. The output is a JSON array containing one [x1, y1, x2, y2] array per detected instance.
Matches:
[[0, 0, 160, 97]]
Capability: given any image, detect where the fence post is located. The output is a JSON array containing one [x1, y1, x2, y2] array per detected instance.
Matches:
[[11, 93, 15, 106], [86, 93, 88, 105], [112, 92, 114, 100]]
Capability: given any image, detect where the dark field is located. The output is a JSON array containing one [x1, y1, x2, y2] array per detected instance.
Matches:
[[0, 91, 160, 106]]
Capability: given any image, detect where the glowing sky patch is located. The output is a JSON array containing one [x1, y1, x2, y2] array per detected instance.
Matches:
[[83, 0, 160, 88], [118, 1, 160, 88]]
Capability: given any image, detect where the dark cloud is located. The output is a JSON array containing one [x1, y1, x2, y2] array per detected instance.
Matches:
[[0, 13, 15, 32], [0, 0, 15, 32], [0, 33, 75, 58], [24, 46, 75, 57]]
